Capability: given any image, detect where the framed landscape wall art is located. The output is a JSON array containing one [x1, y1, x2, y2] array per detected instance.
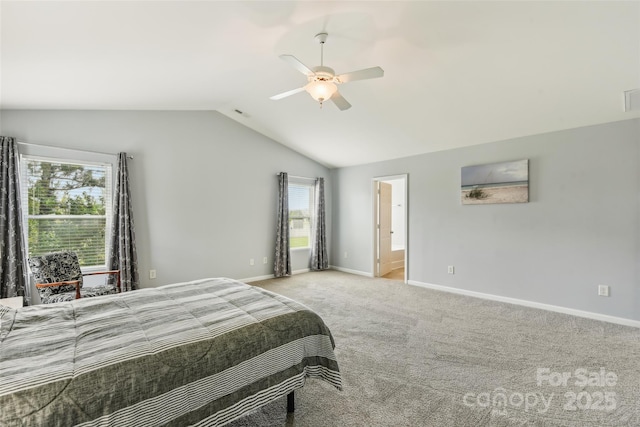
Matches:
[[461, 159, 529, 205]]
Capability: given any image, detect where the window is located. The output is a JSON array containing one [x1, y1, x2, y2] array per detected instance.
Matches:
[[20, 155, 113, 268], [288, 179, 315, 249]]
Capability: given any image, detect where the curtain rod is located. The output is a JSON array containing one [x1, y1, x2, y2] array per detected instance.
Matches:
[[17, 141, 134, 159], [276, 173, 316, 181]]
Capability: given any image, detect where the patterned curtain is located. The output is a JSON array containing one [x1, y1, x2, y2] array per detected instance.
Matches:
[[0, 137, 29, 304], [274, 172, 291, 277], [310, 177, 329, 270], [108, 153, 139, 291]]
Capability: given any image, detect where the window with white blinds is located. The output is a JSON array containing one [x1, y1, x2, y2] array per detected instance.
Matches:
[[20, 155, 113, 268], [288, 179, 315, 249]]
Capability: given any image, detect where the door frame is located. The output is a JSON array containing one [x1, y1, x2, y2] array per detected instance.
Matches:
[[372, 174, 408, 282]]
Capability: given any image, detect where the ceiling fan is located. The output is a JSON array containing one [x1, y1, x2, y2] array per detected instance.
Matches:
[[270, 33, 384, 110]]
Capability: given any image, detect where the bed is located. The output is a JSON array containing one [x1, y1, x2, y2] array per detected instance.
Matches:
[[0, 277, 342, 426]]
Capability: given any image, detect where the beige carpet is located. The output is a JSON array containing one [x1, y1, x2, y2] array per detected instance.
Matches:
[[226, 271, 640, 426]]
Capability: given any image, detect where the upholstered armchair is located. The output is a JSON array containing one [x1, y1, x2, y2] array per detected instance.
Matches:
[[28, 251, 121, 304]]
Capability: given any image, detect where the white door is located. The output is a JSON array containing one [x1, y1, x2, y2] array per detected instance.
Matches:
[[378, 182, 393, 277]]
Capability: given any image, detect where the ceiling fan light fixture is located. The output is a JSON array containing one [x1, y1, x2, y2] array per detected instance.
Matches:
[[305, 80, 337, 104]]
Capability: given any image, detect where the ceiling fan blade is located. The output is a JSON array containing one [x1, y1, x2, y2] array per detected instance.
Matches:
[[270, 87, 305, 101], [336, 66, 384, 83], [331, 91, 352, 111], [279, 54, 315, 76]]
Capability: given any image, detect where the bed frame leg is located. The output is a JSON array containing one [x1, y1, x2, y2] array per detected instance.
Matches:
[[287, 391, 295, 413]]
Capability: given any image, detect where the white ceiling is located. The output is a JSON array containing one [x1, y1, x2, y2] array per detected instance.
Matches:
[[1, 1, 639, 168]]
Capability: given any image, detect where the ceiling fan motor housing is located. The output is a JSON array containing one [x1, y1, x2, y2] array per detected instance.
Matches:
[[310, 66, 336, 83]]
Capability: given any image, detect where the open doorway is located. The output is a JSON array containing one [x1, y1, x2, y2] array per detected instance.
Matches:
[[373, 175, 408, 282]]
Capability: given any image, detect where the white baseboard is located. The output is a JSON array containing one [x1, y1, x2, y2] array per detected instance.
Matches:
[[329, 265, 374, 278], [241, 268, 311, 284], [408, 280, 640, 329], [241, 274, 274, 283]]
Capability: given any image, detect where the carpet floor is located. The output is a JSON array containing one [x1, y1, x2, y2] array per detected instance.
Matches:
[[226, 271, 640, 426]]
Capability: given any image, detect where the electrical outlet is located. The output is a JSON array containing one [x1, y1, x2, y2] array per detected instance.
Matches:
[[149, 269, 156, 279], [263, 257, 268, 264], [598, 285, 610, 297], [448, 266, 455, 275], [249, 259, 254, 266], [344, 251, 348, 259]]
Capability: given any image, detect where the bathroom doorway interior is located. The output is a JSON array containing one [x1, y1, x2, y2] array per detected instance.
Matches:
[[373, 175, 407, 282]]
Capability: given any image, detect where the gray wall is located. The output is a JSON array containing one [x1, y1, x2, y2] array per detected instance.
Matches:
[[1, 110, 330, 288], [331, 119, 640, 321], [3, 109, 638, 321]]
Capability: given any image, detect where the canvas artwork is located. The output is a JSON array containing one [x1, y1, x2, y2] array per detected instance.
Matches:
[[461, 159, 529, 205]]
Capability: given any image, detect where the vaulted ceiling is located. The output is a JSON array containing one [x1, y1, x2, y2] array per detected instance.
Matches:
[[1, 1, 639, 168]]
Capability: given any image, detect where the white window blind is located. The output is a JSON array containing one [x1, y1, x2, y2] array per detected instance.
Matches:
[[20, 155, 113, 268], [288, 178, 315, 249]]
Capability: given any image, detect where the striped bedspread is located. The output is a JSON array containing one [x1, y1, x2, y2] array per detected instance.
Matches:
[[0, 278, 341, 426]]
